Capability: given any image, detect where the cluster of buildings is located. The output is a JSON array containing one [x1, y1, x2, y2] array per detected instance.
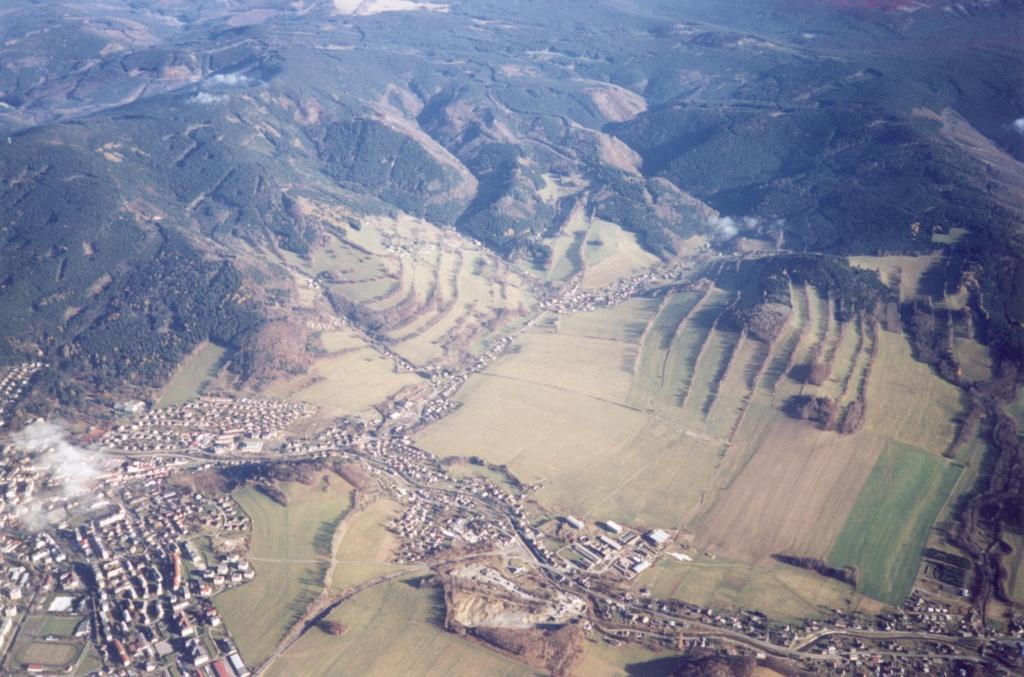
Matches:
[[100, 396, 315, 454], [0, 417, 257, 674], [66, 484, 254, 674], [553, 517, 674, 579], [0, 362, 44, 427]]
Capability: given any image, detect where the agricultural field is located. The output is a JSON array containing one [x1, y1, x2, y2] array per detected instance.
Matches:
[[331, 499, 409, 592], [848, 253, 944, 301], [216, 475, 354, 666], [417, 297, 721, 527], [575, 640, 681, 677], [638, 554, 862, 624], [827, 443, 962, 604], [279, 205, 536, 368], [156, 341, 227, 407], [267, 577, 534, 677], [580, 216, 659, 289], [859, 330, 964, 456], [421, 268, 970, 607], [265, 344, 423, 416], [1003, 532, 1024, 606]]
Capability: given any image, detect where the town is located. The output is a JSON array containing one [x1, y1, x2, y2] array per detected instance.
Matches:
[[0, 262, 1022, 675]]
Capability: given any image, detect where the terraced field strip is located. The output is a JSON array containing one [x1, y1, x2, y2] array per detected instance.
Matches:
[[389, 248, 461, 342], [697, 325, 744, 420], [663, 288, 733, 413], [626, 289, 705, 409], [759, 282, 806, 394], [839, 318, 875, 409], [784, 284, 823, 392], [704, 333, 764, 440]]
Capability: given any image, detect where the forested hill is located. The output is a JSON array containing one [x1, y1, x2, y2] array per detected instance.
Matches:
[[0, 0, 1021, 403]]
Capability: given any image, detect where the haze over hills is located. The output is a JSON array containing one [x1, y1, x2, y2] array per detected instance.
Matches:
[[1, 0, 1021, 396], [0, 0, 1023, 674]]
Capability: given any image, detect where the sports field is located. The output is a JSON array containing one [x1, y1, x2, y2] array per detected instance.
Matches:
[[827, 442, 961, 604]]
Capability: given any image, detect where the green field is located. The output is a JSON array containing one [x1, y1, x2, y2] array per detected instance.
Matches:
[[157, 341, 227, 407], [216, 475, 354, 666], [827, 442, 962, 604], [267, 577, 535, 677]]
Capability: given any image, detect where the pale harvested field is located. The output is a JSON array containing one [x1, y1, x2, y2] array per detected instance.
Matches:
[[417, 374, 716, 527], [331, 499, 408, 592], [861, 329, 963, 455], [485, 332, 636, 405], [556, 297, 659, 342], [575, 641, 679, 677], [694, 412, 887, 562], [849, 253, 944, 301], [319, 328, 369, 352], [580, 217, 659, 289], [265, 347, 423, 415], [267, 577, 532, 677]]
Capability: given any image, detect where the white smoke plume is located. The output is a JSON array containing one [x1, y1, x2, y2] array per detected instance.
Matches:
[[191, 92, 229, 105], [1014, 117, 1024, 134], [206, 72, 253, 87], [13, 420, 106, 498], [706, 214, 770, 240], [707, 214, 738, 239]]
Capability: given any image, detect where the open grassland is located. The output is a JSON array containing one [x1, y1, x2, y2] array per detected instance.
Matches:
[[157, 341, 226, 407], [848, 253, 944, 301], [486, 332, 636, 405], [265, 346, 423, 416], [216, 475, 354, 666], [581, 216, 659, 289], [331, 499, 409, 592], [952, 334, 994, 384], [639, 555, 860, 623], [576, 641, 681, 677], [827, 442, 961, 604], [861, 329, 963, 455], [267, 577, 534, 677]]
